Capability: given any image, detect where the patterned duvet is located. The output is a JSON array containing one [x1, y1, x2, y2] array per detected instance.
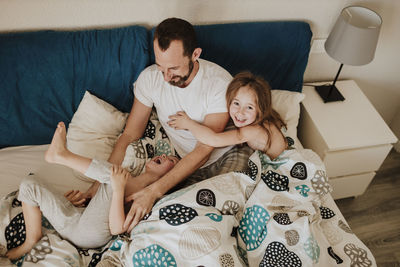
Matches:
[[0, 148, 376, 266]]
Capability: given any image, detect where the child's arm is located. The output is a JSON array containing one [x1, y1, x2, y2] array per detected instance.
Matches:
[[109, 165, 130, 235], [168, 111, 250, 147]]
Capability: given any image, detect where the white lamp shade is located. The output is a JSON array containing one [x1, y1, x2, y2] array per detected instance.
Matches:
[[325, 6, 382, 66]]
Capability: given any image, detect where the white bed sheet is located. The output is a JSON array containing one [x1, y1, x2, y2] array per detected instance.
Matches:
[[0, 145, 91, 199]]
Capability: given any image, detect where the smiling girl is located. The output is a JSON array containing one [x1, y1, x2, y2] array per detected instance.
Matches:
[[168, 71, 287, 159]]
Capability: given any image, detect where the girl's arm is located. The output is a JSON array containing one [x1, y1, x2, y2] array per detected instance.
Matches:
[[109, 165, 130, 235], [168, 111, 250, 147]]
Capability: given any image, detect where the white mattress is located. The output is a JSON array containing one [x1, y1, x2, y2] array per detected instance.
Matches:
[[0, 145, 91, 199]]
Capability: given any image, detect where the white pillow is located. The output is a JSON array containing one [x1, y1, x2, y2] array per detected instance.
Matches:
[[271, 90, 305, 145], [66, 91, 128, 180], [66, 91, 176, 180]]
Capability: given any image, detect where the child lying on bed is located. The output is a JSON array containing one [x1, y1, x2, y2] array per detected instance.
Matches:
[[168, 71, 287, 160], [6, 122, 179, 260]]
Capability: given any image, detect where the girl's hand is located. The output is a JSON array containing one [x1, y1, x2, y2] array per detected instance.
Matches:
[[168, 111, 191, 130], [110, 165, 130, 192]]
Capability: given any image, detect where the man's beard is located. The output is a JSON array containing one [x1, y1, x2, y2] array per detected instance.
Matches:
[[168, 60, 194, 87]]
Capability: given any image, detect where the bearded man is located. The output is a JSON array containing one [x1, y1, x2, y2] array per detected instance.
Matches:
[[71, 18, 252, 231]]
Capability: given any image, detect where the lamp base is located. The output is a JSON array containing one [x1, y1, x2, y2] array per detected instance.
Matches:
[[315, 84, 345, 103]]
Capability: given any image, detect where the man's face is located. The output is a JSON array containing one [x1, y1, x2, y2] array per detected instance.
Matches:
[[154, 39, 194, 87]]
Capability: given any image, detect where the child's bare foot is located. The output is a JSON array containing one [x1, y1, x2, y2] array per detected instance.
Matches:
[[44, 122, 68, 164], [5, 240, 36, 260]]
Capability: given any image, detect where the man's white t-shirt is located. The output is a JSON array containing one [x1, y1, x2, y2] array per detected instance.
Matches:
[[134, 58, 233, 167]]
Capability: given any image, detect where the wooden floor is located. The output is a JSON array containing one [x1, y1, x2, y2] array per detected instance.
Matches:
[[335, 149, 400, 267]]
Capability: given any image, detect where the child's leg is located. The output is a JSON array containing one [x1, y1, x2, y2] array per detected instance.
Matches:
[[44, 122, 91, 174], [7, 176, 82, 259], [70, 184, 114, 248], [45, 122, 113, 184], [6, 203, 42, 260]]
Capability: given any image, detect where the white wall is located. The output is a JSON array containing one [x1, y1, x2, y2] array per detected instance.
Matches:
[[1, 0, 399, 136]]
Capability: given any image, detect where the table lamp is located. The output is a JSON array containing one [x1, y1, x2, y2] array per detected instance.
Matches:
[[316, 6, 382, 103]]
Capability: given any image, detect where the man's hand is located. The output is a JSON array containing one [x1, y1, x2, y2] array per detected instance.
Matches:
[[168, 111, 192, 130], [123, 186, 157, 232], [64, 190, 90, 207]]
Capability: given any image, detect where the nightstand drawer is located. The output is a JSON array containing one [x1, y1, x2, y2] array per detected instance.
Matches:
[[323, 144, 393, 177], [300, 81, 398, 199], [330, 172, 375, 199]]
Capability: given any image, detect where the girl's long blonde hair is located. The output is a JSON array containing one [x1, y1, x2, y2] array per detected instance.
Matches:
[[226, 71, 286, 150]]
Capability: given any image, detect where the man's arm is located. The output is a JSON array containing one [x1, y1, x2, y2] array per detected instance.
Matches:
[[108, 97, 153, 165], [150, 111, 230, 193], [123, 112, 230, 231], [66, 98, 152, 206]]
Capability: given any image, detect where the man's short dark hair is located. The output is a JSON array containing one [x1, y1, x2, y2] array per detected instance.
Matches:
[[154, 18, 198, 57]]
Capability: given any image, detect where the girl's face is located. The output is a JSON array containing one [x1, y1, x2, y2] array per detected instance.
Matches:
[[146, 154, 179, 176], [229, 86, 258, 128]]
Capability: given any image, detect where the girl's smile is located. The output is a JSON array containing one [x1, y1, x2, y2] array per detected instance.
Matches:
[[229, 86, 258, 127]]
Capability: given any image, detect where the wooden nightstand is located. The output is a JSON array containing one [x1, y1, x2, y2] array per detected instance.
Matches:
[[298, 80, 398, 199]]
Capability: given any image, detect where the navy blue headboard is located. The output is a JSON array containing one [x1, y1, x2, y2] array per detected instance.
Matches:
[[0, 26, 149, 148], [0, 21, 311, 148], [150, 21, 312, 92]]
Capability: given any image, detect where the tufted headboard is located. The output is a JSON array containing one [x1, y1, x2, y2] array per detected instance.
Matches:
[[0, 26, 149, 148], [0, 21, 312, 148]]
